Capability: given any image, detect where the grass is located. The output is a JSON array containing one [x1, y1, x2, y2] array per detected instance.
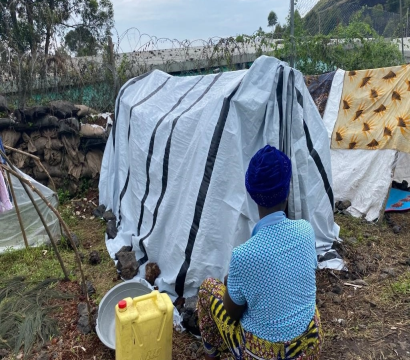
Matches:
[[1, 195, 409, 360]]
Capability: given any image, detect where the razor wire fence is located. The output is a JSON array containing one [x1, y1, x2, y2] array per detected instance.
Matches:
[[0, 33, 273, 113]]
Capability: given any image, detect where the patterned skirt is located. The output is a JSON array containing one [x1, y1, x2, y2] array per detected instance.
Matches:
[[197, 278, 322, 360]]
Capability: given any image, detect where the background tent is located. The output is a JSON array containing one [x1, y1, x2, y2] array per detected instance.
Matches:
[[323, 68, 409, 221], [99, 56, 342, 298], [0, 144, 60, 253]]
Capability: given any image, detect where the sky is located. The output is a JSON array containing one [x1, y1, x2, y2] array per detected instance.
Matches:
[[110, 0, 294, 53]]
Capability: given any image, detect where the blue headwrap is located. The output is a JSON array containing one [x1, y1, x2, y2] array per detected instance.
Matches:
[[245, 145, 292, 208]]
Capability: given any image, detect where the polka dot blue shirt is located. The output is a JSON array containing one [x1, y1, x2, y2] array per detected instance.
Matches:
[[227, 211, 317, 342]]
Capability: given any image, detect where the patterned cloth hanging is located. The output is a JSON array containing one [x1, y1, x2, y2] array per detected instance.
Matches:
[[331, 64, 410, 152]]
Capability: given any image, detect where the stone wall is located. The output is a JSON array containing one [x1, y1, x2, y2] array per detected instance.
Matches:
[[0, 95, 111, 194]]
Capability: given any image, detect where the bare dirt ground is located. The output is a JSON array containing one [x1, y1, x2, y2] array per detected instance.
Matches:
[[1, 189, 409, 360]]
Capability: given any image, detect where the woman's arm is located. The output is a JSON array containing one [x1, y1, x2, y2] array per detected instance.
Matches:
[[223, 275, 246, 321]]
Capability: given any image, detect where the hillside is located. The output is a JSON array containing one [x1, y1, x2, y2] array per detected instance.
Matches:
[[304, 0, 406, 36]]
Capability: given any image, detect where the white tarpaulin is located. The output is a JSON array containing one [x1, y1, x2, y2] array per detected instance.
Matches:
[[99, 56, 341, 298], [323, 70, 397, 221], [0, 168, 60, 253]]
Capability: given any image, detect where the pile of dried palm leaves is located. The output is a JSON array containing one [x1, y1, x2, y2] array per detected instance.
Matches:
[[0, 277, 72, 359]]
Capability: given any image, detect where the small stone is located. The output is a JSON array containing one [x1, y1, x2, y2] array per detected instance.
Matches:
[[78, 302, 88, 317], [355, 262, 367, 275], [88, 250, 101, 265], [374, 254, 382, 260], [350, 279, 369, 286], [382, 268, 396, 277], [145, 263, 161, 286], [316, 298, 325, 308], [393, 225, 401, 234], [332, 285, 343, 295], [81, 280, 96, 296], [406, 258, 410, 266], [106, 220, 118, 239], [358, 324, 367, 329], [332, 295, 342, 304], [75, 211, 81, 216], [114, 246, 133, 260], [103, 210, 116, 222], [379, 273, 389, 280], [89, 216, 95, 220], [116, 251, 139, 280], [337, 318, 346, 326], [93, 204, 106, 218], [77, 315, 91, 334]]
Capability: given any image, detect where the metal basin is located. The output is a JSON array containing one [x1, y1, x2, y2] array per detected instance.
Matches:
[[96, 281, 152, 349]]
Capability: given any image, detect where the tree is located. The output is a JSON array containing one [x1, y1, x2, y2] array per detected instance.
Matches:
[[273, 19, 402, 74], [0, 0, 114, 56], [65, 26, 99, 57], [268, 11, 278, 28]]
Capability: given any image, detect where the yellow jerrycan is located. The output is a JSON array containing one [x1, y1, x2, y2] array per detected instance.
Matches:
[[115, 290, 174, 360]]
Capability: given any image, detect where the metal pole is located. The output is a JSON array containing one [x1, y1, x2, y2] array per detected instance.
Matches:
[[400, 0, 404, 59], [290, 0, 295, 68]]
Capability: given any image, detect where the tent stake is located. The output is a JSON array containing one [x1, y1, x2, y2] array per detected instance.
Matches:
[[0, 150, 69, 280], [5, 170, 29, 249], [2, 163, 92, 323]]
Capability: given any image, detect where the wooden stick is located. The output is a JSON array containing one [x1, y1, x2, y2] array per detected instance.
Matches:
[[0, 152, 69, 280], [2, 163, 92, 322], [4, 145, 56, 191], [5, 170, 29, 249]]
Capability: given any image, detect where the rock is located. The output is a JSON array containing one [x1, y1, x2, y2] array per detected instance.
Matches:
[[316, 298, 325, 308], [332, 285, 343, 295], [116, 251, 139, 280], [103, 210, 116, 222], [81, 280, 96, 296], [0, 95, 8, 112], [106, 220, 118, 239], [49, 100, 79, 119], [337, 318, 346, 326], [114, 246, 133, 260], [88, 250, 101, 265], [78, 302, 88, 317], [393, 225, 401, 234], [374, 254, 382, 260], [145, 262, 161, 286], [181, 296, 200, 336], [379, 273, 389, 280], [60, 231, 80, 250], [0, 349, 9, 359], [382, 268, 396, 277], [355, 262, 367, 275], [332, 295, 342, 304], [77, 315, 91, 334], [406, 258, 410, 266], [337, 200, 351, 211], [350, 279, 369, 286], [93, 204, 106, 218]]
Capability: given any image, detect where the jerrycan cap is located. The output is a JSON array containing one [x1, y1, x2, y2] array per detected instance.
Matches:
[[118, 300, 127, 309]]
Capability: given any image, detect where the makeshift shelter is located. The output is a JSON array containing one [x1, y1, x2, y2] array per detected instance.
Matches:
[[99, 56, 342, 298], [321, 67, 410, 221], [0, 137, 60, 253]]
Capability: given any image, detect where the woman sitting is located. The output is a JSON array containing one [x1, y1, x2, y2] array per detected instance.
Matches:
[[197, 145, 322, 360]]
